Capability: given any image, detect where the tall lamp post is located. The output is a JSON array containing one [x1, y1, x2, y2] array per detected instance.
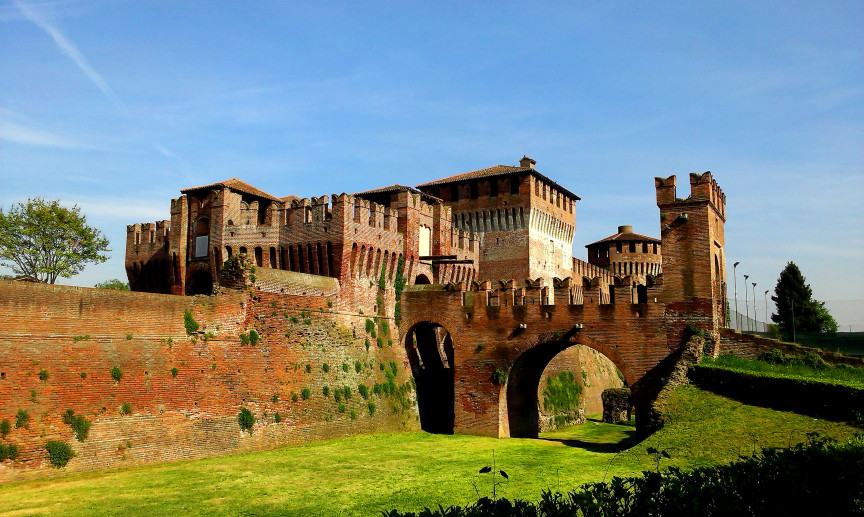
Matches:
[[733, 262, 740, 329], [752, 282, 758, 332], [764, 290, 769, 327], [743, 274, 750, 332]]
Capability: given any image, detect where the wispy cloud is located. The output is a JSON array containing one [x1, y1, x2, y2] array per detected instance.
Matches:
[[0, 120, 81, 148], [14, 0, 129, 115]]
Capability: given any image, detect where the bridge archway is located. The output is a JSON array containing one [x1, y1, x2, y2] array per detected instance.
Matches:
[[187, 269, 213, 296], [506, 338, 635, 438], [405, 321, 454, 434]]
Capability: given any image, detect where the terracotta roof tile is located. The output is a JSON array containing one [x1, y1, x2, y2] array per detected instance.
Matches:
[[416, 164, 580, 200], [586, 231, 661, 247], [181, 178, 281, 202]]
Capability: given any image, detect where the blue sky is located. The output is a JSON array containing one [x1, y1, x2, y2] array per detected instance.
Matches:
[[1, 1, 862, 327]]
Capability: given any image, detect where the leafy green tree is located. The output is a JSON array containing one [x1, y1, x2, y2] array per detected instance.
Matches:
[[94, 279, 129, 290], [770, 262, 836, 337], [0, 198, 109, 284]]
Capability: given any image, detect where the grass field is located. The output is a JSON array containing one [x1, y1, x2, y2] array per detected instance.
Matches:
[[1, 386, 860, 516], [701, 352, 864, 389]]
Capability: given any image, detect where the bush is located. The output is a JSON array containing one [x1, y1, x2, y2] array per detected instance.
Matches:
[[0, 419, 9, 438], [367, 402, 376, 416], [0, 442, 19, 461], [323, 386, 330, 397], [15, 409, 29, 429], [183, 310, 199, 334], [350, 410, 357, 420], [45, 440, 75, 468], [38, 369, 49, 381], [301, 388, 311, 400], [240, 332, 250, 346], [111, 366, 123, 382], [274, 412, 282, 423], [238, 407, 255, 433], [119, 403, 132, 415], [342, 386, 351, 400], [491, 368, 508, 385], [358, 384, 370, 399], [249, 329, 260, 346], [291, 392, 299, 402], [170, 367, 179, 378], [342, 363, 349, 373], [305, 364, 312, 374], [355, 360, 363, 373], [365, 319, 375, 333], [322, 363, 330, 373], [337, 403, 346, 413], [63, 410, 91, 441]]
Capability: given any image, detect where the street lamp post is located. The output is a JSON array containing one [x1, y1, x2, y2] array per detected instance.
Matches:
[[764, 290, 769, 327], [743, 274, 750, 332], [752, 282, 758, 332], [733, 262, 740, 329]]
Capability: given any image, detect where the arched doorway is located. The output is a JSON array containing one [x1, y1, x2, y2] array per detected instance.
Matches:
[[507, 340, 629, 438], [415, 274, 431, 285], [405, 322, 454, 434], [187, 269, 213, 296]]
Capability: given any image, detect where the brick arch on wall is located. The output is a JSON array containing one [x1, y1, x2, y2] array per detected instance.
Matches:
[[401, 320, 456, 434], [504, 333, 637, 438]]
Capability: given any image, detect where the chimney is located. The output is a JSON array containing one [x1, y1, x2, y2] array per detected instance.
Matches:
[[519, 155, 536, 169], [618, 225, 633, 234]]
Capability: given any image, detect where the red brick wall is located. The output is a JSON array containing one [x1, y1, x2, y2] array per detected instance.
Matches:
[[0, 280, 417, 482]]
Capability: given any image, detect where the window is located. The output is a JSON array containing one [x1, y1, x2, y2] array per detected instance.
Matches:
[[510, 176, 520, 195], [616, 242, 622, 254], [470, 182, 478, 199], [629, 241, 636, 253], [194, 218, 209, 258], [489, 180, 498, 197]]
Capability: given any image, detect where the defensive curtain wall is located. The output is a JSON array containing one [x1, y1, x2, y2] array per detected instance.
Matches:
[[0, 172, 725, 480]]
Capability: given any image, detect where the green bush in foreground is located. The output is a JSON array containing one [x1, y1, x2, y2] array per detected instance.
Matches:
[[45, 440, 75, 468], [384, 434, 864, 516], [238, 407, 255, 433]]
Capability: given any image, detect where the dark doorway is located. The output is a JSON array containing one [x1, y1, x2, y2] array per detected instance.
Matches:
[[406, 322, 454, 434], [187, 270, 213, 296], [415, 274, 431, 285]]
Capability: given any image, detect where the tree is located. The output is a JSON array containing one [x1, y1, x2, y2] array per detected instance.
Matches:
[[94, 279, 129, 290], [0, 198, 109, 284], [770, 262, 836, 338]]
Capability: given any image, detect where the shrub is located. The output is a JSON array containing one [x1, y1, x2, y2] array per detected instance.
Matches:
[[365, 319, 375, 334], [365, 338, 370, 351], [301, 388, 311, 400], [323, 386, 330, 397], [0, 419, 9, 438], [342, 363, 349, 373], [322, 363, 330, 373], [0, 443, 19, 461], [64, 411, 91, 442], [170, 367, 179, 378], [380, 320, 389, 336], [491, 368, 508, 385], [377, 337, 383, 348], [183, 310, 199, 334], [45, 440, 75, 468], [358, 384, 370, 399], [355, 360, 363, 373], [684, 323, 704, 338], [274, 412, 282, 423], [367, 402, 376, 416], [334, 390, 341, 403], [80, 372, 87, 379], [290, 316, 298, 324], [291, 392, 299, 402], [759, 348, 786, 365], [38, 369, 49, 381], [111, 366, 123, 382], [119, 403, 132, 415], [238, 407, 255, 433], [126, 333, 133, 340], [342, 386, 351, 400], [337, 403, 346, 413], [271, 394, 279, 403], [249, 329, 260, 346], [350, 410, 357, 420], [15, 409, 29, 429], [305, 364, 312, 374]]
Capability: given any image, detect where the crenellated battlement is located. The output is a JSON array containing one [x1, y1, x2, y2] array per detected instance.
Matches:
[[655, 172, 726, 219], [126, 220, 170, 249]]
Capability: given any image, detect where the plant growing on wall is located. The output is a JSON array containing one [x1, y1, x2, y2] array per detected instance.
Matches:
[[0, 419, 10, 438], [183, 310, 199, 334], [119, 403, 132, 415], [38, 369, 49, 381], [393, 256, 407, 325], [301, 388, 311, 400], [45, 440, 75, 467], [492, 368, 508, 385], [542, 371, 582, 414], [15, 409, 29, 429], [0, 442, 19, 461], [238, 407, 255, 433], [170, 367, 179, 378], [62, 409, 91, 441], [249, 329, 260, 346], [111, 366, 123, 382]]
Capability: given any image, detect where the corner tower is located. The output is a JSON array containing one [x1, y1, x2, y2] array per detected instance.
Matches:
[[655, 172, 727, 335]]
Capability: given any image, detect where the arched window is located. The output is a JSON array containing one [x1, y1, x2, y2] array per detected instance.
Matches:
[[193, 218, 209, 258]]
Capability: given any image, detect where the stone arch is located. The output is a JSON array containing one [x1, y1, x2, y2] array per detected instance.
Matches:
[[415, 274, 431, 285], [404, 321, 455, 434], [505, 335, 636, 438]]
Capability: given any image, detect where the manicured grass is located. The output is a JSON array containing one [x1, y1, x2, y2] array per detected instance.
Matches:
[[1, 386, 859, 516], [701, 353, 864, 389]]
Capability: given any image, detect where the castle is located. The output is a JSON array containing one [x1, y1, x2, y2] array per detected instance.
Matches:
[[0, 157, 728, 480]]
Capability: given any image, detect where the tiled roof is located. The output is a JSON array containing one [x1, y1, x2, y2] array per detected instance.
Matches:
[[353, 184, 441, 203], [416, 165, 580, 200], [181, 178, 282, 202], [586, 231, 661, 247]]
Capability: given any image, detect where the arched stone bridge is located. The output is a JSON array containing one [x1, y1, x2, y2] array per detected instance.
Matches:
[[400, 278, 712, 438]]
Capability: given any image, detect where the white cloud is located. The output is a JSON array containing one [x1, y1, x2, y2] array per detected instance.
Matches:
[[15, 0, 129, 115], [0, 120, 81, 148]]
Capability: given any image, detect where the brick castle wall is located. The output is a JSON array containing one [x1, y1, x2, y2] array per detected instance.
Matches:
[[0, 280, 417, 482]]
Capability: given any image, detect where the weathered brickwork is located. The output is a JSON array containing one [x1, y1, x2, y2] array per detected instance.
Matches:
[[0, 279, 416, 482]]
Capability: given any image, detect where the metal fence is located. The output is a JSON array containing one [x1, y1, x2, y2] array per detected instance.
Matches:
[[728, 309, 767, 332]]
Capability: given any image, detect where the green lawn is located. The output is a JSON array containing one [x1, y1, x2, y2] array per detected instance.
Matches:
[[701, 352, 864, 389], [1, 386, 859, 516]]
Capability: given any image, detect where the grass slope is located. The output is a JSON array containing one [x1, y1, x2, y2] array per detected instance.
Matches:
[[1, 386, 859, 516], [701, 353, 864, 389]]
